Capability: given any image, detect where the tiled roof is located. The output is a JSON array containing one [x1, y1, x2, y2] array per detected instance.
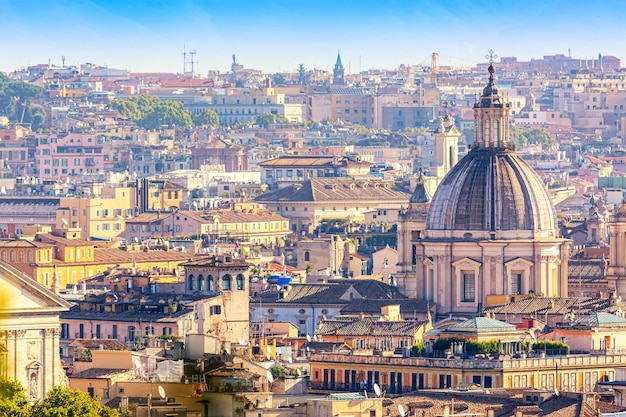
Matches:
[[259, 156, 334, 167], [255, 178, 411, 203], [36, 233, 95, 247], [93, 248, 193, 264], [70, 368, 131, 379], [484, 297, 613, 316], [126, 212, 172, 224], [69, 338, 128, 350], [0, 239, 52, 248], [254, 279, 406, 305], [568, 259, 604, 281], [317, 318, 425, 337], [574, 312, 626, 328], [447, 317, 517, 333]]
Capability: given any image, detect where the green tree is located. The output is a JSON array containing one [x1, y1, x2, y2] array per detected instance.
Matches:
[[141, 101, 193, 130], [192, 109, 220, 128], [272, 73, 287, 85], [525, 127, 556, 151], [508, 125, 528, 150], [30, 386, 118, 417], [462, 127, 475, 146], [297, 64, 311, 85], [411, 342, 426, 357], [255, 113, 289, 128], [0, 378, 29, 417]]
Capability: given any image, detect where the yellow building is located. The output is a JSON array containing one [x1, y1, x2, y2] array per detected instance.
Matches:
[[2, 226, 195, 290], [310, 351, 625, 393], [56, 187, 137, 240]]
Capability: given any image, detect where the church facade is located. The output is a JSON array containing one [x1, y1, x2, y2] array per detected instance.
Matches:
[[0, 261, 70, 401], [396, 64, 570, 315]]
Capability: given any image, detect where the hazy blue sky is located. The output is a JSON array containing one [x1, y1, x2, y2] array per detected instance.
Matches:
[[2, 0, 626, 74]]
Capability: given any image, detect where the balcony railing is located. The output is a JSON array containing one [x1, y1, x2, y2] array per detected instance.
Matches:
[[310, 352, 626, 370]]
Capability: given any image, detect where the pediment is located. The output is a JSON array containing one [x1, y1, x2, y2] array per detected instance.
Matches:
[[0, 262, 70, 314], [452, 257, 481, 269], [505, 257, 534, 269]]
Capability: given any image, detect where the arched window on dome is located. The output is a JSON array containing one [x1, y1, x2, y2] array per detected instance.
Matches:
[[188, 274, 195, 291]]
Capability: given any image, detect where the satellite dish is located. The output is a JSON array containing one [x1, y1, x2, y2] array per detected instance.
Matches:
[[158, 385, 166, 399], [296, 368, 301, 376], [267, 346, 272, 354], [374, 383, 382, 397], [288, 357, 293, 364], [398, 404, 406, 417], [313, 335, 318, 342], [266, 353, 271, 360], [61, 218, 69, 226], [306, 334, 311, 342], [134, 358, 142, 369], [554, 388, 560, 396], [267, 370, 274, 384], [306, 346, 310, 352]]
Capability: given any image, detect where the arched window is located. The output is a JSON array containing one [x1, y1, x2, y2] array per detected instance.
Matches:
[[222, 274, 231, 291], [207, 275, 214, 291], [236, 274, 245, 290], [304, 251, 310, 262], [18, 251, 24, 262], [188, 274, 195, 291], [198, 275, 205, 291]]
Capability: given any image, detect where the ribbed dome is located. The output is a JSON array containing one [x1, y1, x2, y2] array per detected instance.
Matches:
[[426, 148, 556, 231]]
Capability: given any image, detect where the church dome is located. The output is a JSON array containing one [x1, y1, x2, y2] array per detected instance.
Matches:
[[426, 148, 556, 231], [426, 63, 557, 233]]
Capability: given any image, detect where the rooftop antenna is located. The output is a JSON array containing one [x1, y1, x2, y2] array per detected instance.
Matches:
[[189, 49, 197, 76], [181, 46, 187, 74]]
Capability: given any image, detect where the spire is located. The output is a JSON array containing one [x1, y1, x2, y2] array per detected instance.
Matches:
[[409, 168, 431, 204], [335, 50, 343, 69]]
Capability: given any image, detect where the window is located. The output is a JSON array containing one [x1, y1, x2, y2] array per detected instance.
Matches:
[[61, 323, 69, 339], [236, 274, 245, 290], [510, 272, 522, 295], [128, 326, 135, 342], [463, 273, 475, 302], [210, 305, 221, 315], [198, 275, 205, 291], [304, 251, 310, 262], [112, 325, 118, 339], [188, 274, 195, 291], [222, 274, 231, 291]]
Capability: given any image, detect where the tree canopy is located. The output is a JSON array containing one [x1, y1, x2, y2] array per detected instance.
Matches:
[[0, 74, 45, 130], [508, 126, 556, 151], [254, 113, 289, 128], [192, 109, 220, 128], [0, 379, 118, 417], [32, 386, 118, 417], [109, 94, 197, 130]]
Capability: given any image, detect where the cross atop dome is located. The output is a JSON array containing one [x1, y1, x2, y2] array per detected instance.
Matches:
[[485, 49, 498, 65]]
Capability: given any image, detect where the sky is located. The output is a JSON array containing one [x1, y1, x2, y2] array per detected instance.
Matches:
[[2, 0, 626, 75]]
